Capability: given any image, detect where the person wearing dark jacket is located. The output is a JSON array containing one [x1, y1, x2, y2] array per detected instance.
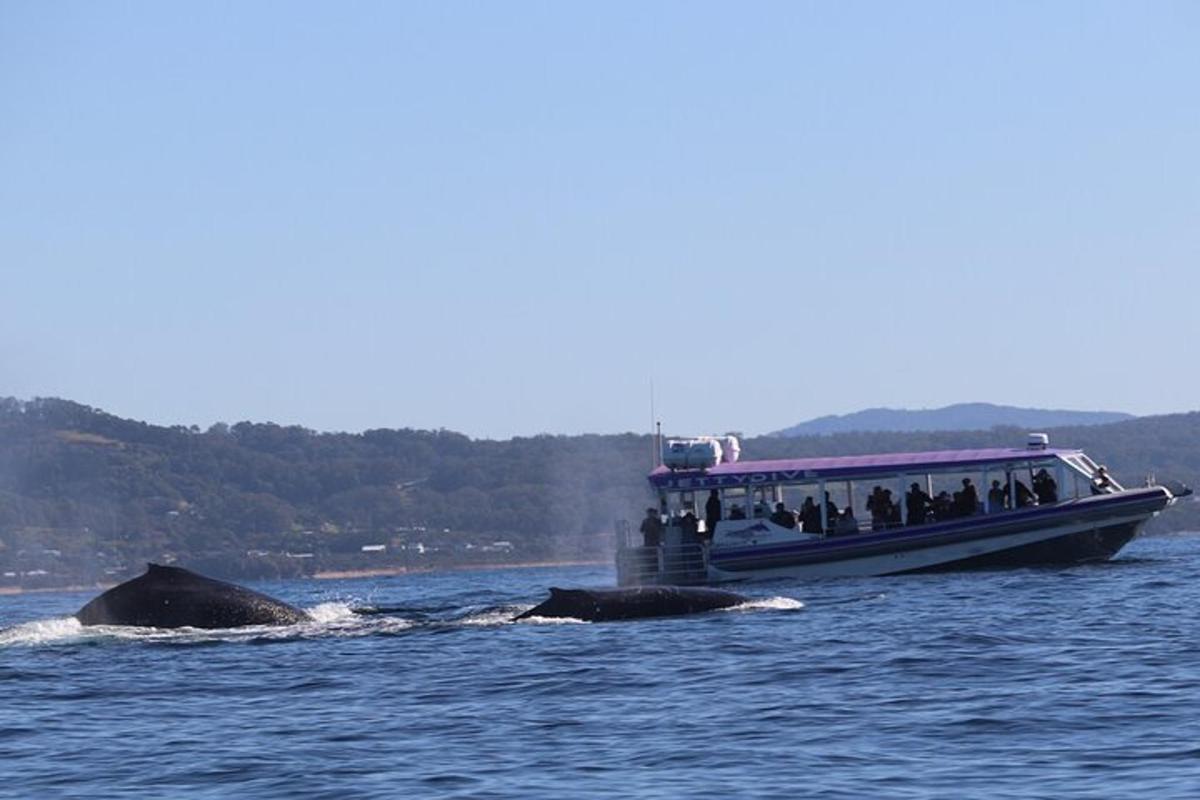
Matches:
[[958, 478, 979, 516], [988, 480, 1007, 512], [770, 502, 796, 529], [1033, 469, 1058, 504], [824, 493, 839, 532], [704, 490, 722, 539], [800, 497, 822, 533], [639, 508, 663, 547], [906, 483, 932, 525]]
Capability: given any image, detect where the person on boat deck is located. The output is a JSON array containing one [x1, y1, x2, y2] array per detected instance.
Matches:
[[729, 504, 747, 520], [770, 502, 796, 529], [705, 490, 722, 535], [958, 478, 979, 516], [988, 480, 1008, 512], [800, 497, 822, 533], [824, 493, 839, 531], [1014, 478, 1036, 507], [1033, 469, 1058, 504], [866, 486, 889, 531], [1092, 465, 1115, 495], [885, 490, 902, 528], [836, 506, 858, 534], [640, 508, 663, 547], [680, 510, 699, 542], [906, 482, 932, 525], [932, 491, 954, 521]]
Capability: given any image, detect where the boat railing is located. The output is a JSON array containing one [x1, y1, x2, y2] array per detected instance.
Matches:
[[616, 541, 708, 586]]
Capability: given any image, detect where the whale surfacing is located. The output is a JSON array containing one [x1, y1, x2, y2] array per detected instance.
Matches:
[[515, 585, 747, 622], [75, 563, 310, 629]]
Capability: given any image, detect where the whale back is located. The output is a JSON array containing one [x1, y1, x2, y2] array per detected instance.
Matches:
[[516, 585, 746, 622], [75, 564, 310, 629]]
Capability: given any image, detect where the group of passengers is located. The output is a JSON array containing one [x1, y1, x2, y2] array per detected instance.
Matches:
[[762, 493, 859, 536], [640, 465, 1106, 546], [906, 478, 980, 524]]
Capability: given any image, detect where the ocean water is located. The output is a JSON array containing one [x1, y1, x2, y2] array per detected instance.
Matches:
[[4, 535, 1200, 799]]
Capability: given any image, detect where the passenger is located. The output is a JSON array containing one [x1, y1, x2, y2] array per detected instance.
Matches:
[[680, 511, 699, 542], [836, 506, 858, 534], [639, 508, 663, 547], [1014, 479, 1036, 508], [1091, 466, 1115, 495], [906, 482, 932, 525], [931, 491, 953, 521], [988, 480, 1008, 512], [824, 493, 839, 532], [770, 502, 797, 529], [729, 504, 747, 520], [705, 490, 722, 536], [1033, 469, 1058, 504], [800, 497, 822, 533], [885, 491, 901, 527], [958, 478, 979, 516], [866, 486, 888, 531]]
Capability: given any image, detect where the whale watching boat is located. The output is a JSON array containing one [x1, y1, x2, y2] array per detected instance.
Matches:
[[615, 433, 1190, 586]]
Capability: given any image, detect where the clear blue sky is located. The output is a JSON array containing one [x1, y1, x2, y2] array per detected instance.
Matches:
[[2, 2, 1197, 439]]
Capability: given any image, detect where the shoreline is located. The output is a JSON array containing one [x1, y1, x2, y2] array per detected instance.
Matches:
[[311, 559, 608, 580]]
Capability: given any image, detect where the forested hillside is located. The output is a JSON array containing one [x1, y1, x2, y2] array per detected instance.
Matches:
[[1, 398, 1197, 589]]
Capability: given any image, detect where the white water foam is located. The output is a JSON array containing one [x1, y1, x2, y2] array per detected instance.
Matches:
[[459, 608, 523, 627], [0, 601, 420, 647], [306, 601, 358, 624], [513, 614, 588, 625], [0, 616, 85, 647], [730, 596, 806, 612]]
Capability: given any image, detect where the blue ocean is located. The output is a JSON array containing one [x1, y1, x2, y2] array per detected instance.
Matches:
[[4, 535, 1200, 799]]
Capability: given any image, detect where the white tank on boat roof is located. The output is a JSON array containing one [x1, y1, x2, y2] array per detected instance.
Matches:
[[1027, 432, 1049, 450], [662, 437, 723, 469], [721, 436, 741, 463]]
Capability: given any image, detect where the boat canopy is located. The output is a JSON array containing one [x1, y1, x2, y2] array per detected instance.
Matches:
[[648, 447, 1082, 490]]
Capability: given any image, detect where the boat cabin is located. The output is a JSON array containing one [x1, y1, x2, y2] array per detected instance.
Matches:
[[614, 433, 1170, 586]]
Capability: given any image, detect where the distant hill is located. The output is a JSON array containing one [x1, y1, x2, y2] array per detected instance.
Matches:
[[770, 402, 1135, 437]]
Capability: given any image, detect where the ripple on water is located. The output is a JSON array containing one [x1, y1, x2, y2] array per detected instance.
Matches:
[[3, 537, 1200, 798]]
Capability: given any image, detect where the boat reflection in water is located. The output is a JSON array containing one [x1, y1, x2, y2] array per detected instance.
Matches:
[[616, 433, 1190, 586]]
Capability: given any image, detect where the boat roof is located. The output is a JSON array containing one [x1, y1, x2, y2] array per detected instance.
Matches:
[[649, 447, 1082, 490]]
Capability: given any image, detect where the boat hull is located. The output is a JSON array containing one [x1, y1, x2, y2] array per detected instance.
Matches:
[[698, 488, 1171, 583], [901, 520, 1138, 573]]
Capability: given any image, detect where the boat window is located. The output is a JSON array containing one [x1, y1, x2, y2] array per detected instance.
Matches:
[[722, 487, 748, 520], [824, 481, 860, 533], [780, 482, 823, 533], [751, 486, 774, 518], [926, 470, 985, 519], [852, 477, 901, 531]]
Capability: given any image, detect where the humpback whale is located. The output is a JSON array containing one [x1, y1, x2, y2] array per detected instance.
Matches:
[[75, 564, 310, 629], [515, 585, 747, 622]]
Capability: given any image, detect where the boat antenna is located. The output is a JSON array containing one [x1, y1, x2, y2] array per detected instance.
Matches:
[[649, 379, 657, 469], [655, 421, 662, 469]]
